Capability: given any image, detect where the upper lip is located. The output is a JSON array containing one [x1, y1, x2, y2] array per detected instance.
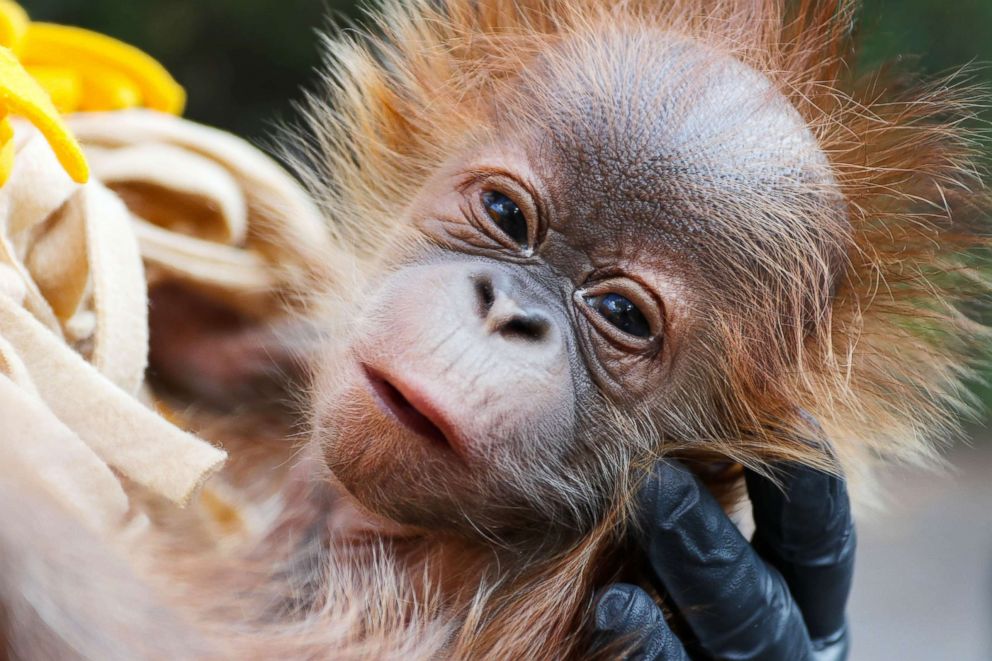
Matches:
[[361, 364, 467, 460]]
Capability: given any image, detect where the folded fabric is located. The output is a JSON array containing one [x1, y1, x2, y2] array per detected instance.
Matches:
[[0, 0, 187, 187], [68, 110, 337, 311], [0, 109, 332, 533], [0, 0, 336, 537]]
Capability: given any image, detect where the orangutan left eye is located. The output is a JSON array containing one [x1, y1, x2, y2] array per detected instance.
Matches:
[[586, 293, 651, 337]]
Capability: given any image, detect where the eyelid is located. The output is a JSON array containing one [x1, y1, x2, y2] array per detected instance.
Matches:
[[464, 171, 546, 252], [575, 276, 666, 350]]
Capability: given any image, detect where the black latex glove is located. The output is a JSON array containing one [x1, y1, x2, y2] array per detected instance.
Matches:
[[594, 456, 855, 661]]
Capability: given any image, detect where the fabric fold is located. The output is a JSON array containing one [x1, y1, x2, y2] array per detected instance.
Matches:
[[0, 107, 332, 532]]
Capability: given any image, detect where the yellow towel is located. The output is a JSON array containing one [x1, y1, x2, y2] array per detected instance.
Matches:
[[0, 0, 188, 186]]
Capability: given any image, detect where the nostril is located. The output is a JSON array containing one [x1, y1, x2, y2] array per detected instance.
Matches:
[[473, 275, 496, 316], [471, 271, 552, 342], [500, 312, 550, 341]]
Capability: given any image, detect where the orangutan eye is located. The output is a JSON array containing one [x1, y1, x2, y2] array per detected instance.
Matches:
[[482, 191, 528, 248], [586, 293, 651, 337]]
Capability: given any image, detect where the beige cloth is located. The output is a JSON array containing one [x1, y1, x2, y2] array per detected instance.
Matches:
[[0, 109, 332, 533]]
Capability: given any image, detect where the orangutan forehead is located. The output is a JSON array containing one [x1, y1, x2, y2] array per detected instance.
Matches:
[[516, 30, 838, 255]]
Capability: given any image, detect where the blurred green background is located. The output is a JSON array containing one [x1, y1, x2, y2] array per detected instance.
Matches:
[[23, 0, 992, 143]]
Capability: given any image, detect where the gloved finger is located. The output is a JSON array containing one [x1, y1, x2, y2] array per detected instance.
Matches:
[[746, 460, 855, 646], [810, 626, 850, 661], [593, 583, 689, 660], [636, 461, 812, 660]]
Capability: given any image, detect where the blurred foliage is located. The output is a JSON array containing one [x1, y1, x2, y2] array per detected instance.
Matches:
[[25, 0, 992, 142]]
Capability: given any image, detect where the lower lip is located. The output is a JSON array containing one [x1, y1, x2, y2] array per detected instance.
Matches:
[[361, 365, 461, 456]]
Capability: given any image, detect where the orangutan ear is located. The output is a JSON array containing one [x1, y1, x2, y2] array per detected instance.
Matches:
[[147, 282, 310, 415]]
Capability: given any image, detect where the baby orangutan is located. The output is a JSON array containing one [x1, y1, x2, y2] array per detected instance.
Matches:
[[4, 0, 990, 658]]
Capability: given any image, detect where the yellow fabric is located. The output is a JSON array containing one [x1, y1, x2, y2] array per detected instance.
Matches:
[[74, 64, 142, 111], [0, 1, 187, 188], [0, 4, 326, 534], [0, 46, 87, 183], [22, 65, 82, 112], [0, 4, 330, 537], [0, 0, 27, 51], [21, 23, 185, 115]]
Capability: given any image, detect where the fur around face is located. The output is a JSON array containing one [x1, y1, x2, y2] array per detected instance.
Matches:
[[293, 0, 991, 496]]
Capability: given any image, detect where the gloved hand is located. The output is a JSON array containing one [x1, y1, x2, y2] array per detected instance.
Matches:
[[594, 451, 855, 661]]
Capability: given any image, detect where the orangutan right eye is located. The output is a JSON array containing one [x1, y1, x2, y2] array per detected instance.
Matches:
[[482, 190, 529, 248]]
